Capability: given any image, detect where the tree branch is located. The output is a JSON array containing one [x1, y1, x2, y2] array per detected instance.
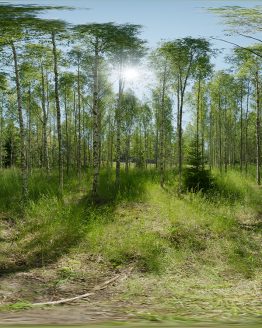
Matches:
[[210, 37, 262, 58], [31, 270, 132, 307], [237, 33, 262, 44]]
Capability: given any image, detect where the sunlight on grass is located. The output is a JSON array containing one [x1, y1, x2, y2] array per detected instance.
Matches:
[[0, 167, 261, 321]]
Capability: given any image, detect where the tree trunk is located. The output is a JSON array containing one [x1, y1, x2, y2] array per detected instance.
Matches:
[[178, 84, 183, 192], [91, 39, 100, 198], [27, 86, 32, 174], [77, 61, 81, 181], [218, 94, 222, 174], [51, 31, 63, 195], [64, 89, 70, 176], [144, 127, 148, 169], [155, 121, 159, 169], [196, 77, 201, 167], [160, 62, 167, 187], [107, 114, 112, 168], [0, 96, 3, 168], [224, 103, 227, 173], [176, 80, 180, 169], [177, 57, 193, 193], [115, 59, 124, 188], [110, 120, 114, 168], [208, 102, 213, 170], [41, 65, 50, 174], [125, 132, 130, 173], [82, 102, 87, 170], [11, 41, 28, 203], [245, 81, 250, 175], [255, 70, 261, 185], [240, 83, 243, 172]]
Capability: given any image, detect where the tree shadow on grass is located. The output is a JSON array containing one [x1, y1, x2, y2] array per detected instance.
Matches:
[[0, 197, 90, 276], [0, 230, 85, 277], [0, 168, 157, 276], [240, 221, 262, 232]]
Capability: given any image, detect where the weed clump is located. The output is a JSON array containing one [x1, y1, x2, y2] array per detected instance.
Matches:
[[86, 222, 168, 274], [168, 222, 209, 251]]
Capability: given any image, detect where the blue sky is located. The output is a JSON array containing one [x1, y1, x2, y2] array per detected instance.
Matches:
[[2, 0, 261, 67], [1, 0, 261, 115], [1, 0, 261, 44]]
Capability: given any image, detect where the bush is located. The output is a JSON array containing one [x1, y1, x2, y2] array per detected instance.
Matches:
[[183, 136, 214, 192]]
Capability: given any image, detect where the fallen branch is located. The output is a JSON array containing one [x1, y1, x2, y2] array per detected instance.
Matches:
[[31, 270, 131, 307], [31, 291, 95, 306]]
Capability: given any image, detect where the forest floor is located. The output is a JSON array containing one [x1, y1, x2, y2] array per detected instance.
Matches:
[[0, 169, 261, 326]]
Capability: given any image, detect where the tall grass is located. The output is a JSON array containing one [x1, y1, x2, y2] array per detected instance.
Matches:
[[0, 167, 261, 277], [0, 168, 21, 212], [97, 168, 159, 202]]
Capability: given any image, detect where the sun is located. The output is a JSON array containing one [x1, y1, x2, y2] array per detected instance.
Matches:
[[123, 67, 139, 81]]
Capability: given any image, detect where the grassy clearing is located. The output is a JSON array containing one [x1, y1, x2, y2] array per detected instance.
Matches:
[[0, 167, 261, 321]]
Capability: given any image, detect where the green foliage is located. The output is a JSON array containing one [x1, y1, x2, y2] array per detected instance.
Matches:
[[7, 301, 32, 310], [0, 168, 22, 212], [87, 221, 167, 273], [227, 237, 260, 278], [18, 195, 86, 267], [211, 169, 258, 205], [183, 137, 214, 192], [0, 168, 83, 213], [209, 6, 262, 33], [0, 168, 261, 278], [58, 266, 77, 279], [97, 168, 157, 203]]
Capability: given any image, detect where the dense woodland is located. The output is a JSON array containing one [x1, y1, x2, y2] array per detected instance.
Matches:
[[0, 4, 261, 324], [0, 5, 261, 203]]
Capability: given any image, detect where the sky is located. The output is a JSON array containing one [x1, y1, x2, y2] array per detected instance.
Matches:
[[1, 1, 261, 68], [1, 0, 261, 121], [1, 0, 261, 47]]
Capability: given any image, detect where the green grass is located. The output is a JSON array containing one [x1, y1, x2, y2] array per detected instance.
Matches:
[[0, 167, 261, 320], [0, 167, 261, 275]]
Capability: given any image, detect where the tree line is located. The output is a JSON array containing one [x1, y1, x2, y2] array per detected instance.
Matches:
[[0, 5, 261, 202]]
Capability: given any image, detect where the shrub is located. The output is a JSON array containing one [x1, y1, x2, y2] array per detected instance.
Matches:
[[183, 136, 214, 192]]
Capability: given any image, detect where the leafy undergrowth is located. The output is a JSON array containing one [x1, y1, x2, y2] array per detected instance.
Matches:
[[0, 168, 261, 323]]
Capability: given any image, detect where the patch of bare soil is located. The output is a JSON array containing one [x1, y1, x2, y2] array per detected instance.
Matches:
[[0, 214, 134, 325], [0, 303, 134, 325], [0, 256, 136, 325]]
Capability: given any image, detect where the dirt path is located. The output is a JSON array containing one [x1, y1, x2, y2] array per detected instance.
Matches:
[[0, 302, 134, 325], [0, 266, 135, 325]]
